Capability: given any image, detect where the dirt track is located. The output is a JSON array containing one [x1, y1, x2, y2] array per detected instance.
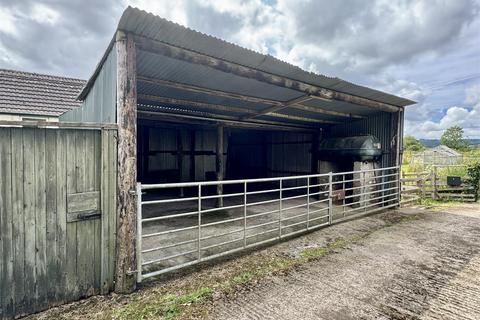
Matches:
[[209, 203, 480, 320]]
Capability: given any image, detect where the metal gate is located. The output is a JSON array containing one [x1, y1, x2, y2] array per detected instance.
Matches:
[[136, 166, 399, 282]]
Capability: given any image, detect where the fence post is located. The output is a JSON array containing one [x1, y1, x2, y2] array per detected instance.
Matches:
[[136, 183, 142, 284], [328, 172, 333, 224], [431, 167, 438, 199]]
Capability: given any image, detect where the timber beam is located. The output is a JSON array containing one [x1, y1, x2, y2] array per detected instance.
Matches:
[[133, 35, 400, 113], [137, 94, 341, 124], [138, 76, 364, 119], [137, 109, 318, 132], [241, 95, 311, 120]]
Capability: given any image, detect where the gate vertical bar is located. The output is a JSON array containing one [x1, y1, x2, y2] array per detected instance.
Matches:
[[342, 173, 346, 217], [278, 179, 283, 239], [363, 171, 367, 213], [198, 185, 202, 261], [328, 172, 333, 224], [244, 181, 247, 247], [306, 178, 310, 230], [136, 183, 142, 283]]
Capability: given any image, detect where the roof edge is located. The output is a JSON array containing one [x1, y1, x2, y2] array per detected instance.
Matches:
[[77, 36, 115, 100], [78, 6, 417, 107]]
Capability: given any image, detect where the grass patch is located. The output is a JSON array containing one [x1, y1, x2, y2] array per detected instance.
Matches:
[[299, 237, 351, 261], [113, 287, 213, 320], [419, 198, 463, 210]]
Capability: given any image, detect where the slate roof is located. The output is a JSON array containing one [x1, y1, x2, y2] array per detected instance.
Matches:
[[0, 68, 86, 117]]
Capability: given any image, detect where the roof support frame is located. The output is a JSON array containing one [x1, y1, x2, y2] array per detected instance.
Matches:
[[137, 109, 319, 132], [137, 94, 340, 124], [133, 34, 400, 113], [137, 76, 364, 119]]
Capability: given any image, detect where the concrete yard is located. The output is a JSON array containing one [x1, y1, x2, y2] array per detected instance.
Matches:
[[27, 202, 480, 320], [209, 203, 480, 320]]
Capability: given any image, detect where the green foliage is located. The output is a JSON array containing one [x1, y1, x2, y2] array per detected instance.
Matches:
[[440, 126, 470, 151], [466, 162, 480, 201], [404, 135, 425, 152]]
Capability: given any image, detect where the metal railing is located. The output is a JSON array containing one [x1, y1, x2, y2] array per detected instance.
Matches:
[[136, 166, 400, 282]]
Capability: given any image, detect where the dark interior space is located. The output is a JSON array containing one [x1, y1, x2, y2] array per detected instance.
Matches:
[[137, 120, 316, 185]]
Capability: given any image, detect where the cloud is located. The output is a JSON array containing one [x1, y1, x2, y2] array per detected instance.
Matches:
[[405, 83, 480, 138], [0, 0, 478, 138], [0, 0, 123, 78]]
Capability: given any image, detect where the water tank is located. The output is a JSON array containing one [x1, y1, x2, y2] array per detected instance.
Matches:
[[318, 135, 382, 161]]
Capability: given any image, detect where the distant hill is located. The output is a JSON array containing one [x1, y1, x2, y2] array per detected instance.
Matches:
[[419, 139, 480, 148]]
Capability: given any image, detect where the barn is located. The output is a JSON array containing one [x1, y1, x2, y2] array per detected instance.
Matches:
[[0, 6, 415, 319]]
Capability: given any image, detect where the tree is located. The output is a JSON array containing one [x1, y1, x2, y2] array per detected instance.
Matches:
[[404, 135, 425, 151], [440, 126, 470, 151]]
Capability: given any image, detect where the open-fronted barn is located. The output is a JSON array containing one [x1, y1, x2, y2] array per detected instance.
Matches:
[[0, 7, 415, 319]]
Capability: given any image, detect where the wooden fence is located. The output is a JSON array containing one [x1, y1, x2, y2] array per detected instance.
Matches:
[[0, 124, 117, 319], [400, 167, 476, 205]]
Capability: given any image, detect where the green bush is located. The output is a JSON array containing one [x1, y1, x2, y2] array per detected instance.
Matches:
[[466, 162, 480, 201]]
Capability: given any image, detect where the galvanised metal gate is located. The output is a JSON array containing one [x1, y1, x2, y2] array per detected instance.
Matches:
[[136, 166, 400, 282]]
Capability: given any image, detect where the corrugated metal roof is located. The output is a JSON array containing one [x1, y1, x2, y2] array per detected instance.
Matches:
[[80, 7, 415, 108], [0, 68, 85, 116]]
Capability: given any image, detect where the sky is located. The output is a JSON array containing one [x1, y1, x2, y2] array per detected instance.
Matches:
[[0, 0, 479, 139]]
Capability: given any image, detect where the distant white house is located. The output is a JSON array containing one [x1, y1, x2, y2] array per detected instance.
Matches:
[[410, 145, 463, 166], [0, 68, 86, 122]]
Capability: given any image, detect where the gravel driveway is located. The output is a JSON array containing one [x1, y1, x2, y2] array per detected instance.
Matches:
[[209, 203, 480, 320]]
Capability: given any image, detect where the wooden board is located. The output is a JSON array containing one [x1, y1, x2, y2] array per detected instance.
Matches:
[[0, 127, 117, 320]]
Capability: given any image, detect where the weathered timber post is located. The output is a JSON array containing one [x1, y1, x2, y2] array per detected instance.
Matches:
[[115, 30, 137, 294], [395, 109, 403, 206], [432, 166, 438, 200], [311, 130, 320, 200], [216, 125, 224, 207], [177, 129, 184, 197], [190, 129, 196, 181]]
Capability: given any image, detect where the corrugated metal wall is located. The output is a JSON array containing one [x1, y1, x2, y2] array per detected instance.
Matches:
[[327, 112, 398, 168], [137, 125, 315, 184], [60, 44, 117, 123], [138, 126, 221, 183], [266, 131, 312, 178], [137, 112, 399, 185]]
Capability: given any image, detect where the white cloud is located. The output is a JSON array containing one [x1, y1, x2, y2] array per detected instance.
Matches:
[[405, 83, 480, 138], [0, 0, 478, 139], [0, 7, 18, 36], [31, 3, 60, 25]]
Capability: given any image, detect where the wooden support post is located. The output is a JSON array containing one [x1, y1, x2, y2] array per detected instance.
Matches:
[[396, 109, 403, 206], [142, 126, 149, 180], [115, 31, 137, 294], [177, 129, 184, 197], [216, 125, 224, 207], [190, 130, 196, 181], [311, 130, 321, 200]]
